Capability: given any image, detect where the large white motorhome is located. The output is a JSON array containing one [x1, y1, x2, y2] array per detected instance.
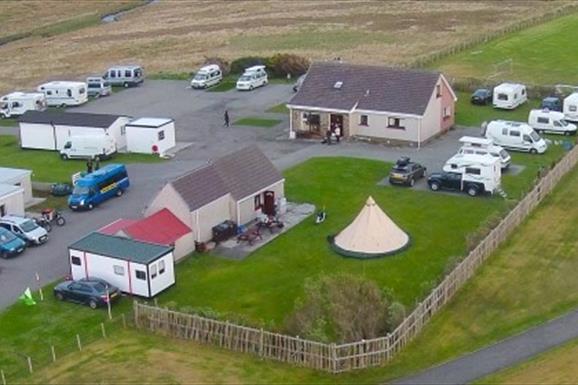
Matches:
[[456, 136, 511, 169], [528, 109, 577, 136], [103, 65, 144, 87], [37, 81, 88, 107], [0, 92, 46, 118], [485, 120, 547, 154], [236, 65, 268, 91], [493, 83, 527, 110], [563, 93, 578, 122]]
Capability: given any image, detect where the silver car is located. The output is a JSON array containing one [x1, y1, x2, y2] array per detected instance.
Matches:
[[0, 215, 48, 245]]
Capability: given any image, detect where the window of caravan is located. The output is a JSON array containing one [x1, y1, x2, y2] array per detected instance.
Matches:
[[46, 90, 52, 96], [125, 70, 132, 77], [537, 117, 549, 124], [498, 93, 508, 101], [502, 128, 508, 135], [465, 167, 481, 175], [510, 130, 521, 137], [110, 71, 116, 78], [570, 106, 577, 112], [530, 131, 540, 142], [522, 89, 526, 95], [79, 87, 85, 94], [67, 89, 72, 97]]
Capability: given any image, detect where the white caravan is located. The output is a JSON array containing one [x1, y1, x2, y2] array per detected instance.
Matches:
[[191, 65, 222, 89], [493, 83, 527, 110], [60, 135, 116, 160], [528, 109, 577, 136], [0, 92, 46, 118], [485, 120, 547, 154], [236, 65, 268, 91], [563, 93, 578, 122], [430, 154, 501, 196], [37, 81, 88, 107], [456, 136, 511, 169]]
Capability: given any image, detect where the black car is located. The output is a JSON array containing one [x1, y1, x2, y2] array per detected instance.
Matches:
[[389, 157, 426, 187], [471, 88, 492, 105], [427, 172, 482, 197], [54, 278, 121, 309]]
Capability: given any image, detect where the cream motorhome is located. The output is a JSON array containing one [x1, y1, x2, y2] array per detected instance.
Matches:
[[485, 120, 547, 154], [493, 83, 527, 110], [0, 92, 46, 118], [37, 81, 88, 107], [456, 136, 511, 169], [563, 93, 578, 122], [191, 65, 222, 89], [236, 65, 268, 91], [528, 109, 577, 136]]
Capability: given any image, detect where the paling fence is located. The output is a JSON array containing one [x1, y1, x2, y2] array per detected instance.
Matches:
[[133, 143, 578, 373]]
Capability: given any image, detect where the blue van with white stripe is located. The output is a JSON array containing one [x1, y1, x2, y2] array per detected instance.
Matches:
[[68, 164, 129, 211]]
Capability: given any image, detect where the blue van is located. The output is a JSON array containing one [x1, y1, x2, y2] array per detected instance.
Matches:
[[0, 227, 27, 258], [68, 164, 130, 211]]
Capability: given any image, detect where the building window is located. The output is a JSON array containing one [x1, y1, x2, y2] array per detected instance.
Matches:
[[151, 265, 157, 279], [158, 130, 165, 141], [387, 117, 404, 129], [135, 270, 146, 280], [443, 106, 451, 119], [113, 265, 125, 276], [71, 256, 81, 266], [360, 115, 368, 126], [436, 84, 442, 97], [159, 260, 165, 275], [254, 194, 261, 210]]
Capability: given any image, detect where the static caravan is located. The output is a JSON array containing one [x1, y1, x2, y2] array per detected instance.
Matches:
[[563, 93, 578, 122], [0, 167, 33, 205], [103, 65, 144, 87], [0, 184, 25, 217], [69, 232, 175, 298], [19, 110, 130, 151], [493, 83, 527, 110], [125, 118, 176, 155], [485, 120, 547, 154], [528, 109, 577, 136], [0, 92, 46, 118], [37, 81, 88, 107]]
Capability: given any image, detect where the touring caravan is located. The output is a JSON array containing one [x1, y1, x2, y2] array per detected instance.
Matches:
[[493, 83, 527, 110], [0, 92, 46, 118], [563, 93, 578, 122], [37, 81, 88, 107], [191, 65, 222, 89], [485, 120, 547, 154], [528, 109, 577, 136], [103, 65, 144, 87], [60, 135, 117, 160], [456, 136, 511, 169]]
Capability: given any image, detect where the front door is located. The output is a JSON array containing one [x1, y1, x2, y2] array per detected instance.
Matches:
[[330, 114, 344, 136], [263, 191, 275, 216]]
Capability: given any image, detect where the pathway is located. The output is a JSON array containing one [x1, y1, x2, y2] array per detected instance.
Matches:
[[392, 309, 578, 384]]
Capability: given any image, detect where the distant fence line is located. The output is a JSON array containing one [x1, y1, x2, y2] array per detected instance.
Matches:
[[135, 143, 578, 373], [404, 2, 578, 71]]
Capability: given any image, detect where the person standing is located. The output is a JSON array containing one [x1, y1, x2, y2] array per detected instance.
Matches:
[[86, 157, 93, 174], [326, 128, 332, 145], [94, 157, 101, 171], [335, 126, 341, 143], [224, 110, 230, 127]]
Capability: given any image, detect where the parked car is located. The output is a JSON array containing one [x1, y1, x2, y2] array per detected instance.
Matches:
[[470, 88, 492, 105], [0, 215, 48, 245], [53, 278, 121, 309], [86, 77, 112, 98], [0, 227, 27, 259], [540, 96, 562, 112], [293, 74, 306, 92], [388, 157, 426, 186]]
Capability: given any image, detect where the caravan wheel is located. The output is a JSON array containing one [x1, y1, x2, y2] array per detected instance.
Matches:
[[123, 82, 129, 88], [529, 148, 538, 154], [60, 154, 69, 160]]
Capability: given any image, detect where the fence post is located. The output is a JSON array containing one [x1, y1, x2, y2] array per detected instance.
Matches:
[[133, 301, 139, 327], [101, 322, 107, 338], [331, 343, 337, 373], [1, 369, 6, 385], [27, 356, 33, 373], [258, 328, 264, 357], [76, 334, 82, 351], [51, 345, 56, 362]]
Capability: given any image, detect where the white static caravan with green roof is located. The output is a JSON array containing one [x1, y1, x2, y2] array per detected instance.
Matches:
[[68, 232, 175, 298]]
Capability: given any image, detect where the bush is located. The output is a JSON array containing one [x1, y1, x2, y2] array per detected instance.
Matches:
[[230, 56, 268, 75], [203, 56, 231, 76], [285, 274, 404, 343], [267, 53, 310, 78]]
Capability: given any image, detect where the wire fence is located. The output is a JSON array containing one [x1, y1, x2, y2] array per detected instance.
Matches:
[[0, 312, 133, 385]]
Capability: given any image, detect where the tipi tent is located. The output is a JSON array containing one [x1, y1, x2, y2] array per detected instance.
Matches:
[[330, 196, 409, 258]]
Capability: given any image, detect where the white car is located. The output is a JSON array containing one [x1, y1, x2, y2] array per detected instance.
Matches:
[[236, 65, 268, 91], [0, 215, 48, 245]]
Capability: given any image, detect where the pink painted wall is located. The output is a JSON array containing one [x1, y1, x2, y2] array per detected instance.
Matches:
[[440, 79, 456, 131]]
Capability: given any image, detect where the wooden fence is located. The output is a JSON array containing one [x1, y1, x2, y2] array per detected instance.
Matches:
[[134, 144, 578, 373]]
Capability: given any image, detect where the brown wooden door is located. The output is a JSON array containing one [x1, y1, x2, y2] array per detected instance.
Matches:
[[263, 191, 275, 216]]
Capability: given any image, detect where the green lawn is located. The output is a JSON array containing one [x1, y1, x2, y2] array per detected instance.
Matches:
[[476, 338, 578, 384], [455, 91, 540, 127], [267, 103, 290, 114], [432, 13, 578, 85], [233, 117, 282, 128], [207, 75, 237, 92], [0, 135, 164, 183], [0, 117, 18, 127]]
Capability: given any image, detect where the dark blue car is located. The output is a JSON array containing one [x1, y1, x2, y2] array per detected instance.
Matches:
[[0, 227, 27, 259]]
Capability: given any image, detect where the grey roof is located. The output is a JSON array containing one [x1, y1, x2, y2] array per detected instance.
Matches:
[[288, 62, 442, 116], [69, 232, 173, 264], [20, 110, 127, 128], [171, 145, 283, 211], [0, 167, 31, 183]]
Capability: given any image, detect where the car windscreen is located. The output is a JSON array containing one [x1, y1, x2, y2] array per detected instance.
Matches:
[[239, 75, 251, 81], [474, 90, 487, 97], [560, 119, 569, 126], [87, 83, 100, 88], [0, 230, 17, 243], [393, 166, 409, 173], [72, 186, 90, 195], [499, 149, 509, 159], [20, 220, 38, 232], [530, 131, 540, 142], [194, 74, 207, 80], [92, 282, 107, 293]]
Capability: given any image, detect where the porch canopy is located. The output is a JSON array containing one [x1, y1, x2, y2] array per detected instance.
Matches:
[[330, 196, 409, 258]]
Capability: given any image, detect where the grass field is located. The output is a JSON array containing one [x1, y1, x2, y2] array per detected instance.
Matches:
[[233, 117, 282, 128], [433, 12, 578, 85], [0, 1, 565, 94], [476, 338, 578, 384], [267, 103, 290, 114], [0, 135, 164, 183]]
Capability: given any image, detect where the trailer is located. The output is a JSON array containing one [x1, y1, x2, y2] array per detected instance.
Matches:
[[0, 92, 47, 118], [69, 232, 175, 298], [493, 83, 527, 110]]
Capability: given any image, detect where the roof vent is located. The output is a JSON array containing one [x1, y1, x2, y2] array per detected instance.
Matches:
[[334, 81, 343, 89]]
